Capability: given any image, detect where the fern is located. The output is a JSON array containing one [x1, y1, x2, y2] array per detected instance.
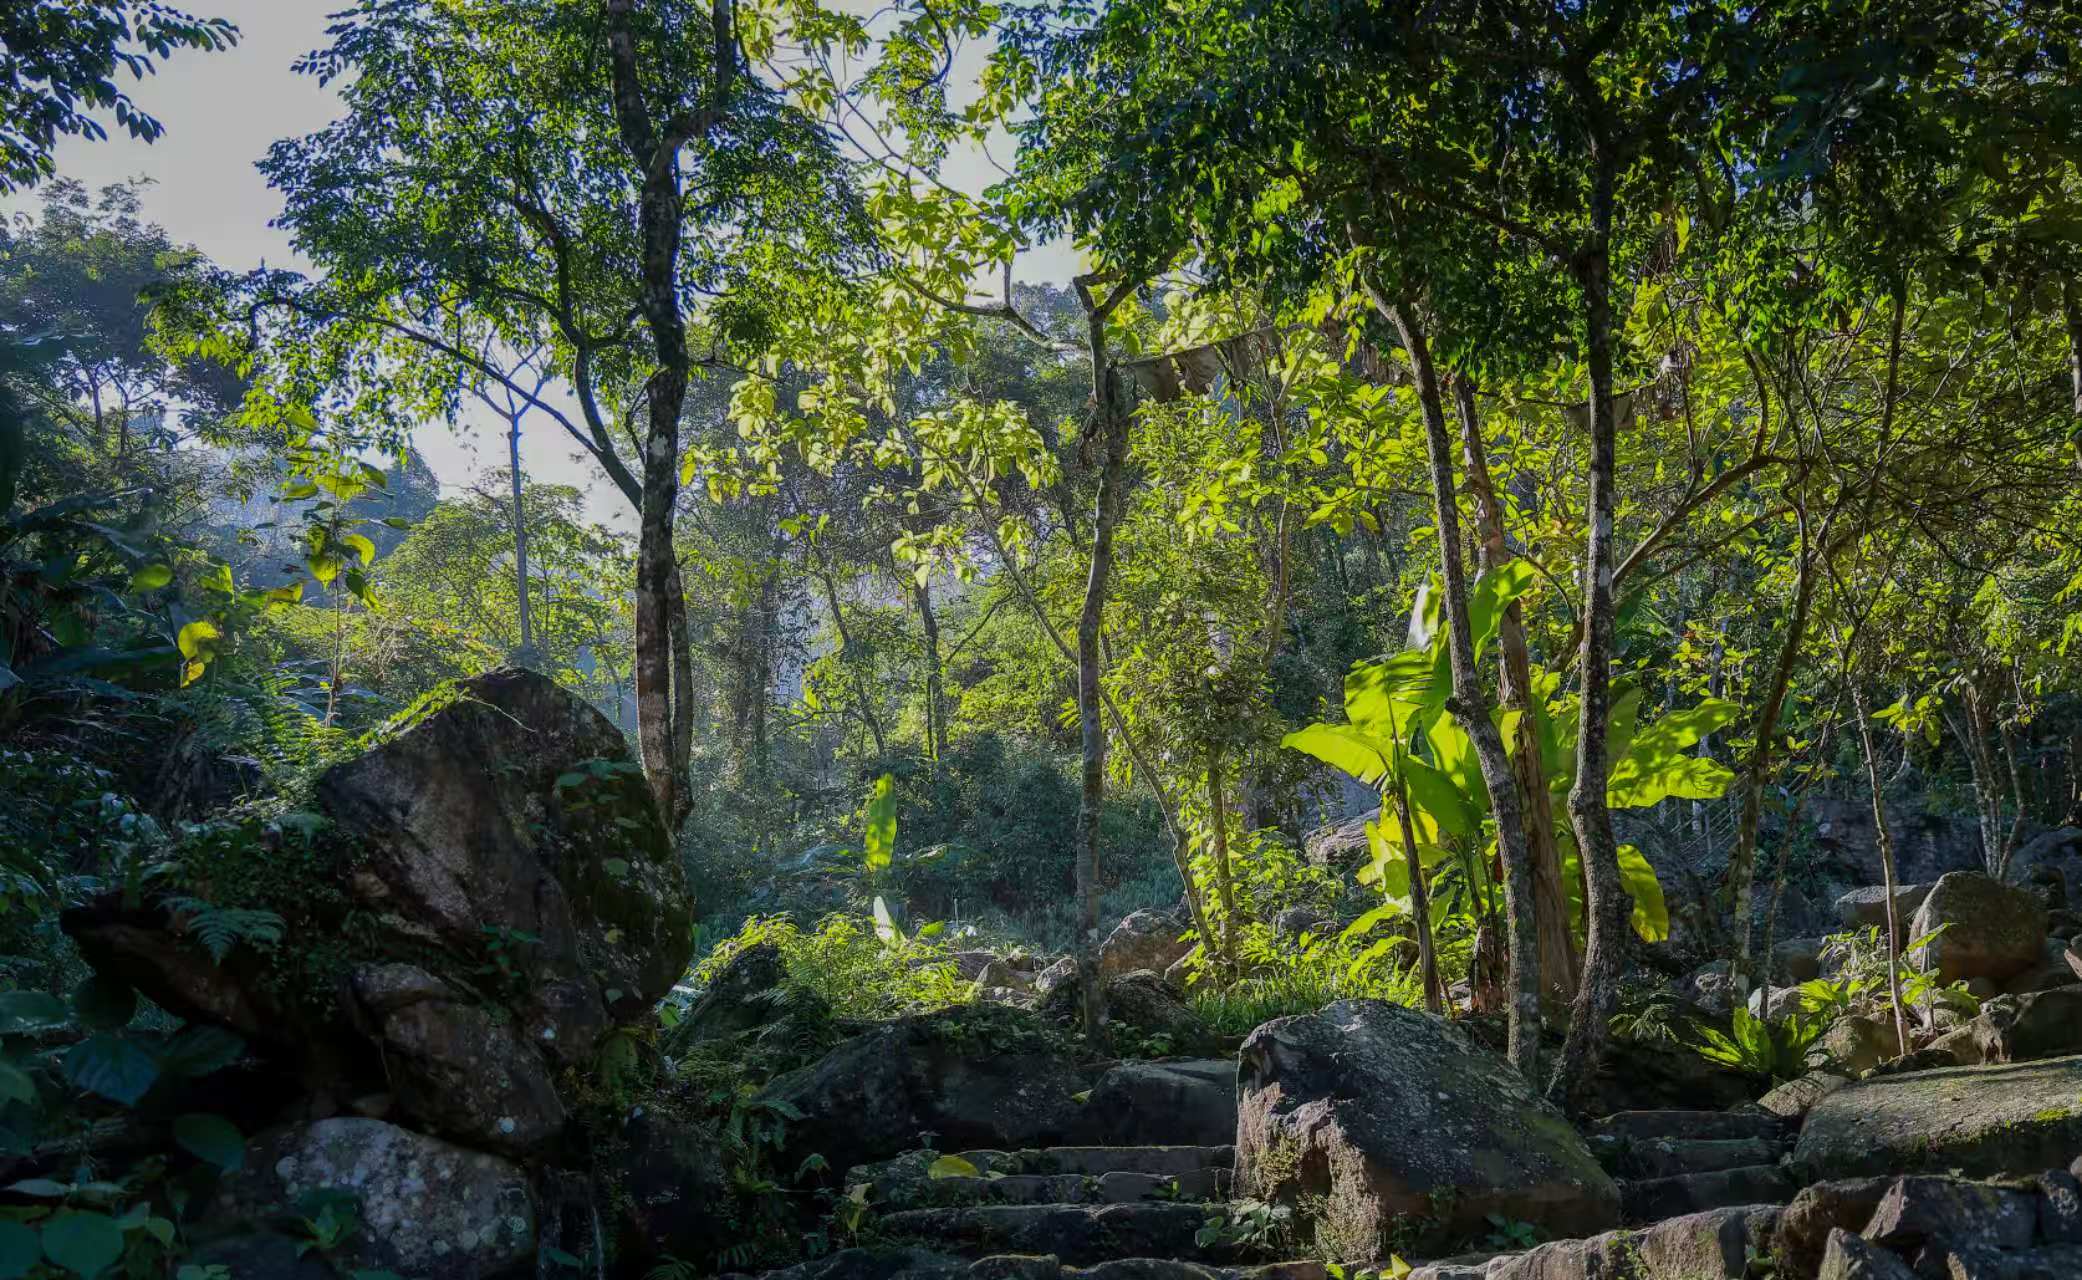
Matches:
[[643, 1258, 699, 1280], [163, 894, 286, 963]]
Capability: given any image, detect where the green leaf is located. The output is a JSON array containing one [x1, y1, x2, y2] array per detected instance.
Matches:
[[340, 532, 377, 565], [1468, 561, 1537, 658], [0, 992, 67, 1035], [0, 1219, 38, 1280], [1616, 843, 1670, 943], [40, 1211, 122, 1279], [172, 1114, 245, 1172], [1281, 724, 1391, 787], [175, 619, 220, 661], [62, 1034, 159, 1106], [1399, 757, 1476, 840], [157, 1025, 245, 1079], [130, 563, 173, 591], [70, 975, 136, 1033], [927, 1154, 980, 1179], [863, 773, 897, 873]]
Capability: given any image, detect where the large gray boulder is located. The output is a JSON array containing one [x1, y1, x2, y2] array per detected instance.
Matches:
[[67, 669, 693, 1154], [760, 1003, 1090, 1175], [1795, 1055, 2082, 1181], [1909, 871, 2049, 985], [1836, 883, 1934, 930], [1970, 987, 2082, 1064], [1097, 910, 1193, 980], [208, 1118, 534, 1280], [1235, 1000, 1618, 1258], [676, 941, 792, 1047]]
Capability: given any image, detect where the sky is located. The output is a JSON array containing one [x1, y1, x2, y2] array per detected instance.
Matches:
[[2, 0, 1075, 529]]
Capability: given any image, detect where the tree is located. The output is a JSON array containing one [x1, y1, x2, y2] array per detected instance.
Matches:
[[243, 0, 870, 816], [0, 1, 236, 194]]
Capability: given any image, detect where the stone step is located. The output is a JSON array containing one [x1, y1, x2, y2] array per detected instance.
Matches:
[[953, 1145, 1235, 1178], [1620, 1164, 1799, 1225], [1590, 1109, 1790, 1144], [921, 1168, 1229, 1207], [1409, 1204, 1782, 1280], [877, 1202, 1227, 1264], [1588, 1134, 1786, 1179], [727, 1250, 1325, 1280]]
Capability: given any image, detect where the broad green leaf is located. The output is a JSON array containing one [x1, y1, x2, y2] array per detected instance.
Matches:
[[172, 1113, 245, 1172], [130, 563, 172, 591], [863, 773, 896, 873], [0, 1062, 34, 1106], [1468, 561, 1537, 658], [1420, 708, 1486, 810], [175, 620, 219, 661], [1608, 755, 1734, 809], [1281, 724, 1391, 787], [340, 532, 377, 565], [157, 1025, 245, 1078], [1399, 757, 1476, 840], [1344, 651, 1441, 728], [1616, 844, 1670, 943], [62, 1034, 159, 1106], [927, 1154, 980, 1179], [40, 1211, 122, 1279]]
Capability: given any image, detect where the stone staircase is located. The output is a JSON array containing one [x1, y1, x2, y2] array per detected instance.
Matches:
[[1586, 1108, 1801, 1225], [860, 1144, 1245, 1265]]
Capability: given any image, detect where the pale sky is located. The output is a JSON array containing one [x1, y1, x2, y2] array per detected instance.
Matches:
[[2, 0, 1075, 528]]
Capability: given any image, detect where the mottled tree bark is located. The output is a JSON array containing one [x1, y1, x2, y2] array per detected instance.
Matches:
[[915, 580, 947, 762], [1851, 682, 1912, 1056], [1382, 299, 1540, 1074], [1454, 376, 1578, 1003], [1207, 748, 1239, 977], [1549, 154, 1626, 1109]]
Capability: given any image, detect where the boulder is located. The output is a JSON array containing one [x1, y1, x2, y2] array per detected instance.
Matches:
[[1970, 987, 2082, 1064], [1035, 957, 1077, 996], [209, 1118, 533, 1280], [1810, 1013, 1907, 1077], [1837, 884, 1935, 930], [1817, 1229, 1918, 1280], [1040, 970, 1213, 1051], [974, 959, 1034, 993], [952, 951, 997, 981], [1074, 1059, 1236, 1147], [760, 1003, 1089, 1175], [1861, 1176, 2036, 1251], [1910, 872, 2049, 986], [2000, 940, 2081, 997], [1235, 999, 1618, 1256], [1097, 911, 1192, 980], [1776, 1178, 1896, 1276], [679, 942, 789, 1046], [66, 669, 692, 1154], [1795, 1055, 2082, 1181], [1775, 936, 1829, 984], [2037, 1169, 2082, 1245], [1757, 1070, 1852, 1120]]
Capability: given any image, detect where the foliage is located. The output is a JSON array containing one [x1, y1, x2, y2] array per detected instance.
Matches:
[[1691, 1006, 1828, 1083]]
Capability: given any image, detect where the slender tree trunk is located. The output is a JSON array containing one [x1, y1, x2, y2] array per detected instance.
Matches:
[[1851, 682, 1912, 1056], [667, 560, 695, 804], [812, 555, 887, 757], [1727, 509, 1816, 995], [1207, 748, 1239, 978], [915, 581, 948, 761], [507, 411, 535, 658], [1388, 785, 1444, 1014], [2065, 281, 2082, 474], [1454, 376, 1578, 1004], [1382, 300, 1539, 1071], [1073, 285, 1133, 1041], [1550, 160, 1626, 1109]]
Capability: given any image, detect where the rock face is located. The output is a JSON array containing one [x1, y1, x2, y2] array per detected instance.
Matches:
[[1097, 910, 1192, 980], [66, 669, 692, 1154], [1038, 969, 1214, 1051], [1235, 1000, 1618, 1257], [209, 1118, 534, 1280], [607, 1108, 730, 1266], [1796, 1055, 2082, 1180], [1909, 871, 2048, 985], [760, 1003, 1090, 1176]]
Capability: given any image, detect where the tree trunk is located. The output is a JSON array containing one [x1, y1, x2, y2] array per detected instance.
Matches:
[[1454, 378, 1577, 1001], [1549, 160, 1625, 1110], [507, 413, 534, 658], [1207, 748, 1239, 978], [1852, 681, 1912, 1057], [1388, 784, 1443, 1014], [1726, 511, 1816, 995], [915, 580, 948, 762], [2066, 281, 2082, 474], [1383, 299, 1539, 1076], [1073, 283, 1133, 1041]]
